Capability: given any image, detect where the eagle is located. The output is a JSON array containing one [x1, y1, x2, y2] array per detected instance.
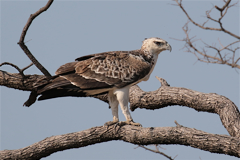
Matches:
[[24, 37, 172, 127]]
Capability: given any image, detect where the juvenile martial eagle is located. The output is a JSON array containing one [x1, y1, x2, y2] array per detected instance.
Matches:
[[24, 37, 172, 127]]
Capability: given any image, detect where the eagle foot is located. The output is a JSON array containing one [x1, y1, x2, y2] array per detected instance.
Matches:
[[118, 120, 142, 127], [104, 120, 119, 127]]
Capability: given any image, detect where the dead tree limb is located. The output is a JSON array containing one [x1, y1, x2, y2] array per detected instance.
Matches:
[[0, 124, 239, 160], [129, 76, 240, 138], [0, 70, 44, 91], [17, 0, 54, 79]]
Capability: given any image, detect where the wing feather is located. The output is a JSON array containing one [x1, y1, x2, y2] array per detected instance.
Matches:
[[60, 51, 151, 90], [55, 62, 78, 75], [62, 73, 114, 89], [37, 77, 72, 94]]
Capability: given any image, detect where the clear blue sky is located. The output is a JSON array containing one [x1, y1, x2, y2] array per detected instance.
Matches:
[[1, 1, 239, 159]]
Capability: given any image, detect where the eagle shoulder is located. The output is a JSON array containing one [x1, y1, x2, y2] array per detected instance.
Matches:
[[55, 61, 78, 75]]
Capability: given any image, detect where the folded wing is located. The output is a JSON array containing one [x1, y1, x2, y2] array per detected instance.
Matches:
[[57, 51, 151, 90], [36, 51, 151, 100]]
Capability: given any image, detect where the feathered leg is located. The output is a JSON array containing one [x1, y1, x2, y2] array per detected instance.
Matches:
[[104, 90, 119, 126], [114, 86, 142, 127]]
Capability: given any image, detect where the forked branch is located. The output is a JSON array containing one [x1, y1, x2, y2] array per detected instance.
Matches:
[[0, 62, 32, 78]]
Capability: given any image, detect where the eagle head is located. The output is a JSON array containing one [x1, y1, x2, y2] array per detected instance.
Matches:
[[141, 37, 172, 54]]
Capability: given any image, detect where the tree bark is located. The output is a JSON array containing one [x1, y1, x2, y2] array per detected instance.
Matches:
[[1, 125, 239, 160], [0, 70, 44, 91], [129, 77, 240, 138]]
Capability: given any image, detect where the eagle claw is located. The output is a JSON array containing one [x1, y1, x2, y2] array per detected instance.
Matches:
[[118, 120, 142, 127], [104, 120, 142, 128], [104, 120, 119, 127]]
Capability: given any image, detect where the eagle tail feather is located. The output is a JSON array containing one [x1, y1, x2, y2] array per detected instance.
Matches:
[[38, 88, 86, 101], [23, 91, 38, 107]]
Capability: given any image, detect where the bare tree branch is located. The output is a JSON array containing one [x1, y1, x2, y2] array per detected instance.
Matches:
[[0, 62, 25, 78], [129, 77, 240, 138], [0, 70, 44, 91], [18, 0, 54, 79], [173, 0, 240, 69], [174, 0, 240, 39], [174, 0, 221, 31], [1, 124, 240, 160], [22, 63, 33, 72], [215, 0, 231, 12], [171, 22, 240, 69], [235, 57, 240, 64], [0, 62, 33, 78]]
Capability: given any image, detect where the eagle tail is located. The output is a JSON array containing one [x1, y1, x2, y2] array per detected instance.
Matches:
[[23, 75, 89, 106], [37, 88, 86, 101], [23, 91, 38, 107]]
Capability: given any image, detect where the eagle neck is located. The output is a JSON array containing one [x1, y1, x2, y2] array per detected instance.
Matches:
[[139, 49, 153, 63]]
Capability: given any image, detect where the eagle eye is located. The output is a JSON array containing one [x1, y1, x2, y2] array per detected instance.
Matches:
[[154, 41, 163, 46]]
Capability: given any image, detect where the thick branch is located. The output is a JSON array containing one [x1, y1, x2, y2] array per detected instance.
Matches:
[[0, 70, 44, 91], [0, 125, 239, 160], [18, 0, 53, 78], [129, 77, 240, 138]]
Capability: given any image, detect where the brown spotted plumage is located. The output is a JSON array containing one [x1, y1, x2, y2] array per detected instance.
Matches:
[[24, 37, 172, 127]]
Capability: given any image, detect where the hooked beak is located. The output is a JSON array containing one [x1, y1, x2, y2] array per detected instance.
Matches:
[[166, 43, 172, 52]]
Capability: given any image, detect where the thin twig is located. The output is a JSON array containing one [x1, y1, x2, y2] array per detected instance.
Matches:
[[215, 0, 231, 12], [219, 40, 240, 52], [138, 145, 174, 160], [0, 62, 34, 78], [174, 0, 221, 31], [22, 63, 34, 72], [0, 62, 24, 77], [235, 57, 240, 65]]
